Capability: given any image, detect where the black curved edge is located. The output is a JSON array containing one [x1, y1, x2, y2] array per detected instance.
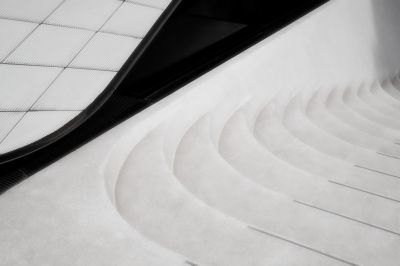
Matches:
[[0, 0, 182, 164], [0, 0, 329, 193]]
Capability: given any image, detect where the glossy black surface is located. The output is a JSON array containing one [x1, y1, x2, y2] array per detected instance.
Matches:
[[0, 0, 329, 193]]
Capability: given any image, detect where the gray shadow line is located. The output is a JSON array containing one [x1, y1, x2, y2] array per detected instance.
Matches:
[[328, 180, 400, 203], [294, 200, 400, 236], [354, 164, 400, 179], [248, 225, 359, 266]]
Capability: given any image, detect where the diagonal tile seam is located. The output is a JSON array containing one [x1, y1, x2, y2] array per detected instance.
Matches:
[[0, 0, 70, 146], [0, 71, 65, 148], [0, 111, 27, 145], [0, 109, 83, 113], [0, 0, 129, 151], [23, 0, 130, 115], [0, 16, 147, 40], [0, 0, 68, 64], [0, 0, 168, 151], [118, 0, 165, 10], [0, 62, 119, 72]]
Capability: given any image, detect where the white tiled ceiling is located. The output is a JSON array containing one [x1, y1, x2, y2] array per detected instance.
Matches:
[[102, 2, 163, 38], [46, 0, 121, 31], [0, 65, 62, 111], [0, 0, 173, 155], [33, 68, 115, 110], [0, 0, 64, 22], [0, 19, 37, 61], [5, 24, 93, 67], [0, 112, 24, 143], [0, 111, 79, 154], [70, 32, 141, 71], [127, 0, 171, 9]]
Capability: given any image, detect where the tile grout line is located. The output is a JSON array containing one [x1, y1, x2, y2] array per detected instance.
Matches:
[[0, 25, 39, 63], [0, 68, 74, 147], [62, 0, 127, 71], [0, 109, 82, 113], [0, 0, 129, 149], [0, 111, 27, 145], [22, 0, 125, 118], [0, 0, 165, 150], [0, 62, 118, 72], [0, 0, 69, 147], [26, 0, 130, 114], [100, 30, 143, 40], [294, 200, 400, 236], [248, 225, 359, 266], [119, 0, 165, 10], [25, 0, 128, 113], [1, 0, 68, 63], [0, 16, 144, 40]]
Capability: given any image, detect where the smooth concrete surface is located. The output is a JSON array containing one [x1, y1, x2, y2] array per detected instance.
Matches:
[[1, 0, 400, 265]]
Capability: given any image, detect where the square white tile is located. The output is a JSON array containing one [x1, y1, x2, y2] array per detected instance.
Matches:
[[0, 65, 62, 111], [102, 2, 163, 38], [70, 32, 140, 71], [33, 68, 115, 110], [0, 19, 37, 61], [0, 112, 24, 143], [46, 0, 121, 31], [0, 110, 79, 154], [127, 0, 171, 9], [0, 0, 64, 23], [5, 24, 93, 67]]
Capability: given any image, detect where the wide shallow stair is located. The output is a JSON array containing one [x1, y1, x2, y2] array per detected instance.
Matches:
[[1, 0, 400, 265]]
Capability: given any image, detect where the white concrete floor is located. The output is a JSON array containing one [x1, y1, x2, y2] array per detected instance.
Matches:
[[1, 0, 400, 265]]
